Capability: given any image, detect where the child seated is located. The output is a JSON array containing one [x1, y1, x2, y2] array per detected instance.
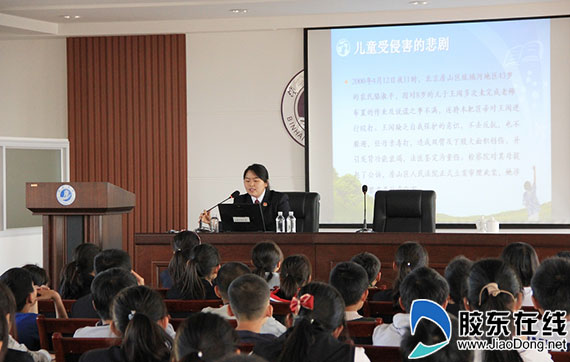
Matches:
[[59, 243, 101, 299], [162, 231, 201, 288], [0, 282, 49, 362], [201, 262, 285, 336], [329, 261, 372, 321], [530, 256, 570, 349], [270, 254, 311, 303], [173, 313, 238, 362], [251, 241, 283, 290], [74, 268, 138, 337], [351, 252, 382, 288], [444, 255, 472, 317], [0, 268, 67, 351], [167, 243, 221, 300], [373, 266, 448, 347], [501, 242, 539, 307], [79, 286, 172, 362], [228, 274, 277, 346], [254, 282, 370, 362]]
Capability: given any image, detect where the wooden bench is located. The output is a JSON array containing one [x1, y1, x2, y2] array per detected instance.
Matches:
[[37, 299, 76, 316], [358, 345, 401, 362], [52, 332, 121, 362], [37, 315, 99, 351], [552, 351, 570, 362], [363, 301, 398, 318]]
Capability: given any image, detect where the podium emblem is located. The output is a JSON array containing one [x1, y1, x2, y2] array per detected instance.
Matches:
[[56, 185, 76, 206]]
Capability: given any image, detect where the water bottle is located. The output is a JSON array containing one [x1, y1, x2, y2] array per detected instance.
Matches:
[[286, 211, 296, 233], [276, 211, 285, 233]]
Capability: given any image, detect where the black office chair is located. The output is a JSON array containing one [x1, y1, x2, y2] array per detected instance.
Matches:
[[372, 190, 436, 232], [283, 192, 320, 232]]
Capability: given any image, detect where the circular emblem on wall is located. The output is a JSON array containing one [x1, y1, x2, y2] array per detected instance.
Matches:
[[281, 70, 305, 147], [56, 184, 76, 206]]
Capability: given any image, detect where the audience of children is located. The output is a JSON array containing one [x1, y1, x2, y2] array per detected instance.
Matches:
[[255, 281, 370, 362], [269, 254, 311, 303], [444, 255, 473, 317], [329, 261, 371, 322], [166, 243, 220, 300], [0, 282, 47, 362], [500, 242, 540, 307], [79, 285, 172, 362], [227, 274, 277, 346], [372, 241, 428, 307], [173, 312, 238, 362], [71, 248, 140, 318], [372, 266, 449, 347], [251, 241, 283, 290], [162, 231, 202, 289], [530, 256, 570, 349], [0, 268, 67, 351], [201, 262, 285, 336], [350, 252, 381, 288], [59, 243, 101, 300], [465, 258, 553, 362]]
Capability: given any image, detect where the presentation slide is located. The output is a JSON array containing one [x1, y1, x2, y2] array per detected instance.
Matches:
[[308, 17, 570, 224]]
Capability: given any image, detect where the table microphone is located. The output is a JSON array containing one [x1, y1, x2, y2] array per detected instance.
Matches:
[[197, 190, 240, 232], [357, 185, 373, 233]]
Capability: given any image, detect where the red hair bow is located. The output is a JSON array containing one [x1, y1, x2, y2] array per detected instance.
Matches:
[[290, 293, 314, 315]]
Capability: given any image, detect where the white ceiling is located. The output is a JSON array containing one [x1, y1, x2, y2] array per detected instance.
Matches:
[[0, 0, 568, 37]]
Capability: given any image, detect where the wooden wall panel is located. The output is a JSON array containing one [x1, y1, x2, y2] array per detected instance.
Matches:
[[67, 34, 187, 259]]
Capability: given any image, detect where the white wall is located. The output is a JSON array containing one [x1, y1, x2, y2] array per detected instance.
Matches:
[[0, 38, 67, 274], [186, 29, 305, 225]]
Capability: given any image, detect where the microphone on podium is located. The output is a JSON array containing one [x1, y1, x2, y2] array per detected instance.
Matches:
[[197, 190, 240, 232], [357, 185, 373, 233]]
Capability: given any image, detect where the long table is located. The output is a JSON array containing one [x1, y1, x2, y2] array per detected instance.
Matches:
[[134, 232, 570, 288]]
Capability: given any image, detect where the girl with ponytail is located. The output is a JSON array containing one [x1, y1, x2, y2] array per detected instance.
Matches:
[[166, 243, 220, 300], [161, 231, 201, 288], [270, 255, 311, 303], [59, 243, 101, 299], [465, 258, 552, 362], [372, 241, 428, 308], [251, 241, 283, 290], [79, 285, 172, 362], [255, 282, 370, 362]]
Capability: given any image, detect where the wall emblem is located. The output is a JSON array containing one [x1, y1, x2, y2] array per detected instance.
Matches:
[[281, 70, 305, 147]]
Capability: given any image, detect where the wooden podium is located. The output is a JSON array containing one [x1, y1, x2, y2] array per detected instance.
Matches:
[[26, 182, 135, 289]]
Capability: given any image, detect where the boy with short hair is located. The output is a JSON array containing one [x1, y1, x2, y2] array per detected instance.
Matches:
[[372, 266, 449, 347], [0, 268, 67, 351], [351, 252, 382, 287], [329, 261, 371, 321], [228, 274, 277, 345], [202, 262, 285, 336]]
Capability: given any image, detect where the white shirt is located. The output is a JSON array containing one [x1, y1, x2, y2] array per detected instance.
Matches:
[[265, 272, 280, 290], [345, 310, 364, 322], [201, 304, 286, 336], [250, 190, 266, 204], [522, 286, 534, 307], [372, 313, 409, 347], [8, 335, 52, 362], [354, 346, 371, 362], [74, 322, 177, 339]]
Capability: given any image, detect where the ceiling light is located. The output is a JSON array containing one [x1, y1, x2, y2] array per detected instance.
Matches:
[[229, 9, 248, 14], [409, 1, 429, 5], [61, 15, 81, 19]]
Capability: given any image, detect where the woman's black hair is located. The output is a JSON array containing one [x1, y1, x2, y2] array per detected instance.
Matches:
[[112, 285, 172, 362], [22, 264, 50, 287], [392, 241, 429, 306], [169, 231, 201, 288], [279, 255, 312, 300], [243, 164, 270, 190], [466, 258, 522, 362], [251, 241, 283, 282], [400, 314, 473, 362], [278, 282, 346, 362], [174, 312, 238, 362], [0, 302, 7, 362], [444, 255, 473, 308], [177, 244, 220, 300], [500, 242, 539, 287], [59, 243, 101, 299]]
